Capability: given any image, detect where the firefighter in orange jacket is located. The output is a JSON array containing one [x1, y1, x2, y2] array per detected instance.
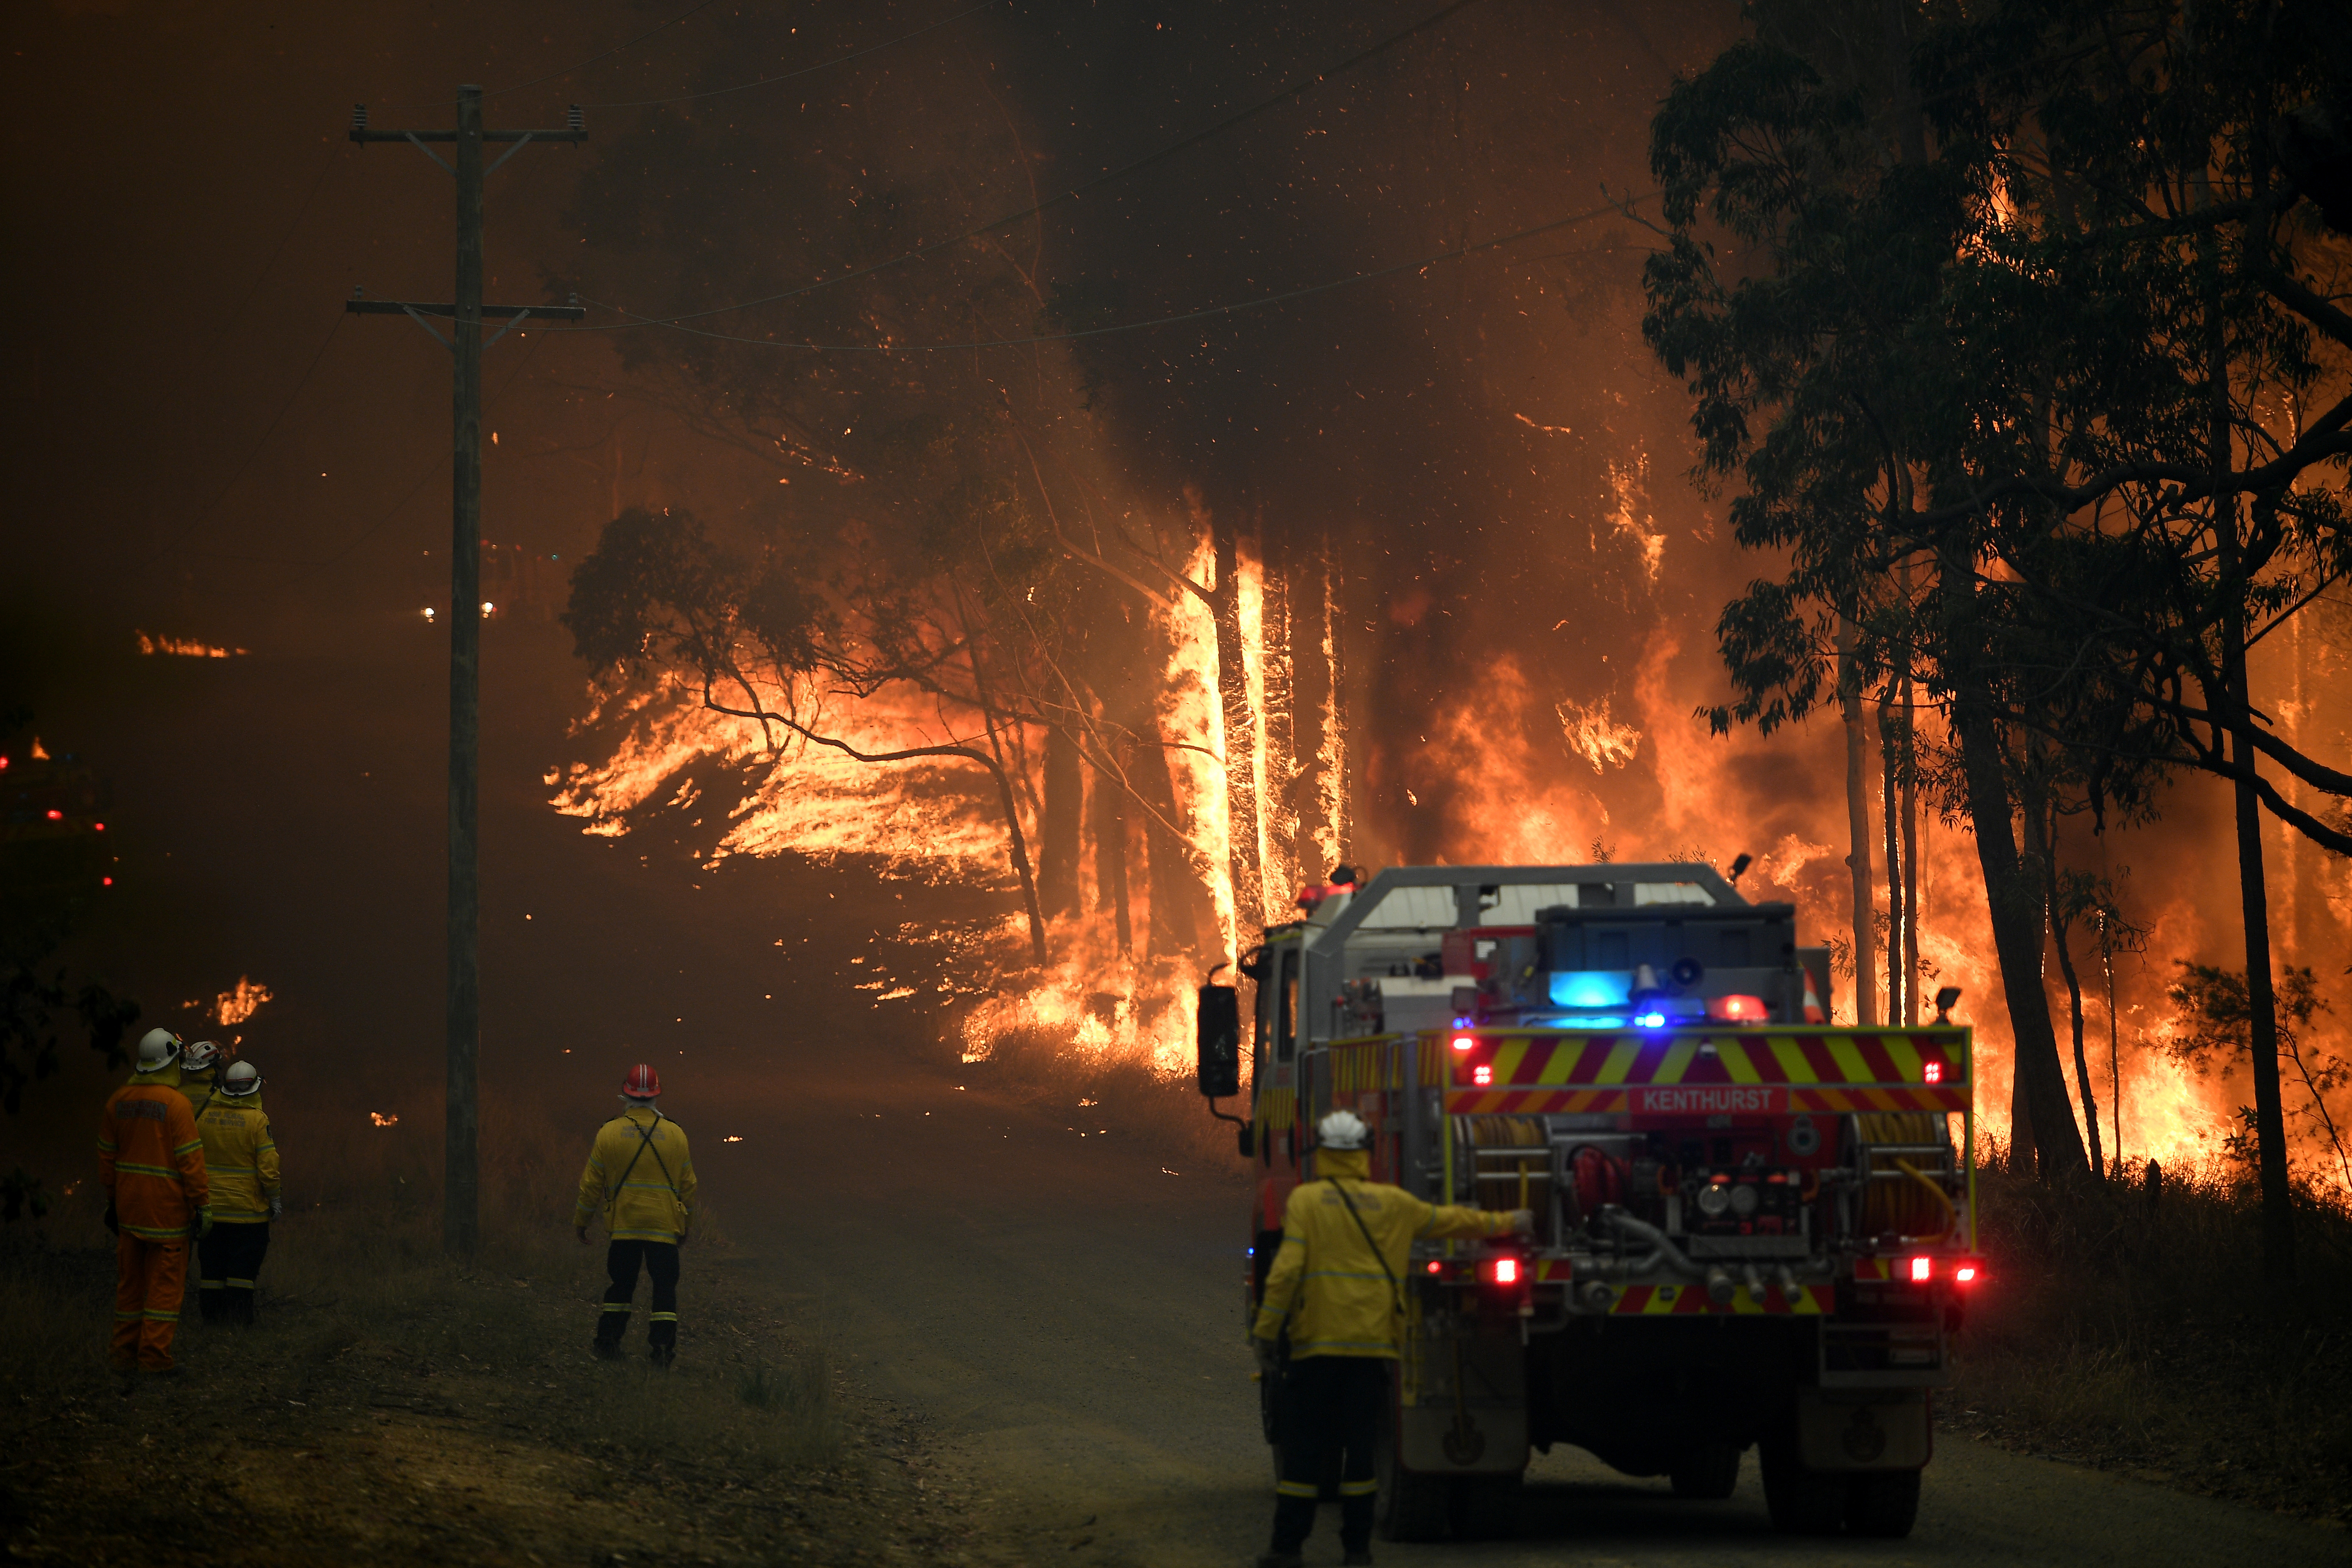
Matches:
[[99, 1029, 211, 1377], [1248, 1110, 1530, 1568]]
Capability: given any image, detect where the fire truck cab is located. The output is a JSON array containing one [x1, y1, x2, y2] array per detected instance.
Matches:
[[1198, 863, 1979, 1541]]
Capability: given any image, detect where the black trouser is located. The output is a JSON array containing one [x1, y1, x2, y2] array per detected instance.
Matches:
[[1272, 1355, 1385, 1553], [599, 1240, 679, 1349], [196, 1221, 270, 1325]]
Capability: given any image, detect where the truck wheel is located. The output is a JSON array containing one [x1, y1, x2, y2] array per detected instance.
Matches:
[[1669, 1443, 1742, 1500], [1760, 1438, 1845, 1534], [1373, 1428, 1451, 1541], [1450, 1473, 1522, 1540], [1846, 1468, 1921, 1538]]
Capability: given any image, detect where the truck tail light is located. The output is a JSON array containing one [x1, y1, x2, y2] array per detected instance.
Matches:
[[1451, 1034, 1476, 1052], [1483, 1256, 1520, 1286], [1954, 1257, 1984, 1285], [1923, 1060, 1944, 1085], [1705, 993, 1768, 1022], [1472, 1064, 1492, 1086], [1907, 1255, 1932, 1283]]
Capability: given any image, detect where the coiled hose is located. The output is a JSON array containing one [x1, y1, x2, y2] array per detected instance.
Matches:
[[1855, 1111, 1956, 1240]]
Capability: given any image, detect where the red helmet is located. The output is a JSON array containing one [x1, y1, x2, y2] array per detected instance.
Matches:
[[621, 1064, 661, 1100]]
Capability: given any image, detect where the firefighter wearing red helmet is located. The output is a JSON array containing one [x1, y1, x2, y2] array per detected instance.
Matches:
[[574, 1063, 697, 1366]]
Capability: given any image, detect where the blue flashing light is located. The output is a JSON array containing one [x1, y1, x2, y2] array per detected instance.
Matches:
[[1549, 970, 1632, 1008], [1635, 1010, 1669, 1029]]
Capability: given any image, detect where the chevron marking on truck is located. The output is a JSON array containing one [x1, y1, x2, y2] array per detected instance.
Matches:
[[1440, 1029, 1970, 1113], [1612, 1283, 1833, 1315]]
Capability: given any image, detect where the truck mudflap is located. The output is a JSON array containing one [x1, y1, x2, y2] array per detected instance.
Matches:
[[1394, 1309, 1529, 1477], [1794, 1389, 1933, 1470]]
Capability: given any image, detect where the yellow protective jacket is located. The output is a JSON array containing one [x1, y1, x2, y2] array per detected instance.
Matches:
[[1252, 1148, 1517, 1358], [175, 1070, 219, 1120], [196, 1096, 278, 1222], [99, 1074, 209, 1241], [573, 1106, 696, 1243]]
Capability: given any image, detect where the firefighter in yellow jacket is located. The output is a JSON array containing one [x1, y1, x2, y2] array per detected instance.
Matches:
[[194, 1059, 280, 1325], [574, 1064, 696, 1366], [1248, 1110, 1530, 1568], [99, 1029, 210, 1377]]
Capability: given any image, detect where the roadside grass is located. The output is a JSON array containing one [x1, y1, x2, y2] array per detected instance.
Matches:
[[1954, 1154, 2352, 1519]]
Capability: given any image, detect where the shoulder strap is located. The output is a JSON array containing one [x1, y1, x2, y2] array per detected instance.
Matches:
[[1328, 1179, 1405, 1319], [608, 1110, 679, 1201]]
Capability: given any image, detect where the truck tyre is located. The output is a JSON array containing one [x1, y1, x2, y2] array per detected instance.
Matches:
[[1845, 1468, 1921, 1538], [1372, 1428, 1451, 1541], [1669, 1442, 1742, 1500], [1450, 1473, 1522, 1540], [1760, 1437, 1845, 1535]]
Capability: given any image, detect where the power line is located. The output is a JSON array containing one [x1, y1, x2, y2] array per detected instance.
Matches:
[[133, 311, 348, 573], [554, 0, 1491, 334], [583, 193, 1652, 352], [582, 0, 1008, 110]]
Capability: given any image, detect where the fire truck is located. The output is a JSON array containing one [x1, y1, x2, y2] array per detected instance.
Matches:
[[1196, 863, 1980, 1541]]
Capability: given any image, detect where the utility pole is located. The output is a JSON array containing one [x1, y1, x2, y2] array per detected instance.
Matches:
[[346, 87, 585, 1257]]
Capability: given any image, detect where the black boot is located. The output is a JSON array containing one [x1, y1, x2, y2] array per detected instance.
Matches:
[[197, 1289, 224, 1324], [227, 1290, 256, 1327], [594, 1311, 629, 1359]]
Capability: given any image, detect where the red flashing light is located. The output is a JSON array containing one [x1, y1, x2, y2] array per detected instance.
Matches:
[[1706, 993, 1769, 1022], [1472, 1064, 1493, 1086], [1923, 1060, 1944, 1085], [1426, 1260, 1442, 1275], [1451, 1034, 1476, 1052], [45, 809, 63, 820], [94, 822, 104, 832], [1907, 1255, 1932, 1283], [101, 877, 113, 887]]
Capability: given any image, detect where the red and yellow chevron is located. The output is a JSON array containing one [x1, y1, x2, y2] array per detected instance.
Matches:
[[1438, 1029, 1969, 1116], [1610, 1282, 1832, 1316]]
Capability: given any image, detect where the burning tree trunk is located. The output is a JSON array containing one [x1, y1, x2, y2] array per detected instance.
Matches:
[[1259, 528, 1299, 907], [1090, 745, 1133, 956], [1038, 723, 1083, 921], [1213, 522, 1264, 937], [1879, 688, 1905, 1028]]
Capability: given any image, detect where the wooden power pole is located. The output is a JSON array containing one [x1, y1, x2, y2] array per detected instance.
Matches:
[[345, 86, 585, 1256]]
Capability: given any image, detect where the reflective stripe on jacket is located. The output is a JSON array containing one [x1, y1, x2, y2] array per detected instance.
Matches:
[[99, 1079, 209, 1241], [1251, 1146, 1514, 1358], [196, 1100, 278, 1222], [573, 1106, 696, 1242]]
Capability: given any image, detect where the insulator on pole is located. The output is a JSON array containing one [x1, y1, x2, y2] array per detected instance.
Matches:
[[567, 104, 583, 133], [352, 104, 368, 132]]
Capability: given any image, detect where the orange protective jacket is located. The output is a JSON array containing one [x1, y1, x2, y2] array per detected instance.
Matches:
[[99, 1080, 210, 1241]]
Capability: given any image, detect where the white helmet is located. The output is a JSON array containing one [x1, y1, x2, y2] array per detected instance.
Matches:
[[182, 1040, 222, 1074], [136, 1028, 182, 1073], [221, 1061, 261, 1098], [1317, 1110, 1370, 1151]]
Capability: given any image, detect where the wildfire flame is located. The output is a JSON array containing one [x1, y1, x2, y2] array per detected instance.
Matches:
[[215, 977, 272, 1025], [137, 632, 245, 658], [370, 1112, 398, 1127]]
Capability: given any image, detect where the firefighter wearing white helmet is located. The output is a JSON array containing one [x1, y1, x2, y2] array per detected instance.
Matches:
[[193, 1059, 279, 1325], [176, 1040, 223, 1117], [131, 1027, 183, 1088], [1249, 1109, 1531, 1568]]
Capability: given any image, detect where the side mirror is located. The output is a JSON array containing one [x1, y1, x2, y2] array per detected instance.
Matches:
[[1197, 981, 1241, 1100]]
